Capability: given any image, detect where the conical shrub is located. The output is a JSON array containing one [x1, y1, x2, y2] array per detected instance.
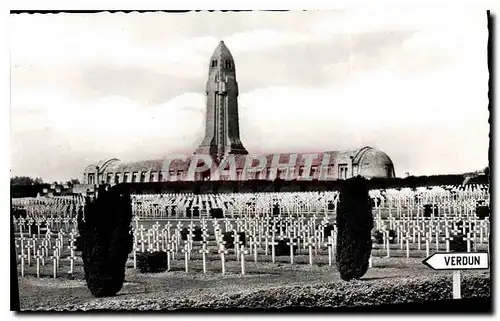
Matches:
[[335, 176, 374, 281], [77, 186, 133, 297]]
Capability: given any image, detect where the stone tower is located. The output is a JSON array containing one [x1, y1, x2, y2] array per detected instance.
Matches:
[[195, 41, 248, 163]]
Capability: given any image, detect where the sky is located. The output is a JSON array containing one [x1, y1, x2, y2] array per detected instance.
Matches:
[[9, 10, 490, 182]]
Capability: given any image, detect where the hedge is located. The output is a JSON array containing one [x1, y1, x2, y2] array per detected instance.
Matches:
[[336, 176, 373, 281], [47, 273, 490, 311]]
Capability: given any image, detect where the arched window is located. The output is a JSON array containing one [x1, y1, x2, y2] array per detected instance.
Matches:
[[225, 60, 232, 69], [211, 60, 217, 67]]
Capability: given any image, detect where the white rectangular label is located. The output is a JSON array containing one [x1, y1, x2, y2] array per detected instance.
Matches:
[[423, 252, 489, 270]]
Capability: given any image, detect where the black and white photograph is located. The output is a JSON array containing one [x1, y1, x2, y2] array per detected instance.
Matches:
[[9, 9, 492, 312]]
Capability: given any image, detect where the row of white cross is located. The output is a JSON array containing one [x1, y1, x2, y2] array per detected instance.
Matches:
[[15, 229, 78, 278], [15, 214, 490, 278], [131, 191, 339, 219], [376, 219, 490, 258], [13, 202, 488, 239], [374, 200, 486, 219], [14, 217, 75, 236], [131, 216, 337, 275], [12, 195, 85, 217], [11, 184, 488, 220]]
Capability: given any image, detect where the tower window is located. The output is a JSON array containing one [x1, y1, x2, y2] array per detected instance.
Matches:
[[225, 60, 232, 69], [211, 60, 217, 67]]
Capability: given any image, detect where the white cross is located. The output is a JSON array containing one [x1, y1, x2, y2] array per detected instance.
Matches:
[[18, 252, 27, 277], [402, 233, 411, 258], [36, 221, 42, 237], [326, 236, 334, 266], [463, 233, 474, 253], [181, 243, 190, 273], [383, 230, 393, 258], [167, 243, 175, 271], [240, 245, 249, 275], [138, 235, 147, 253], [250, 237, 259, 262], [35, 249, 44, 278], [305, 237, 315, 265], [442, 228, 453, 253], [147, 233, 153, 252], [68, 243, 77, 274], [218, 244, 229, 275], [25, 241, 34, 266], [287, 239, 297, 265], [234, 231, 241, 261], [422, 232, 432, 258], [51, 250, 58, 279], [268, 237, 278, 264], [199, 243, 209, 274], [138, 225, 146, 240]]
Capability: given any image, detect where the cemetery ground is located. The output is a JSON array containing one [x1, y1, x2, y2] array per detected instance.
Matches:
[[17, 253, 491, 311], [14, 185, 491, 311]]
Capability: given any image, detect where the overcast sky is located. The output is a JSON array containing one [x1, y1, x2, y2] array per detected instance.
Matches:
[[10, 10, 489, 182]]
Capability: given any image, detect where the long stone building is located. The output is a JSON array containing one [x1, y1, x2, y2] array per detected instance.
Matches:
[[83, 41, 396, 185]]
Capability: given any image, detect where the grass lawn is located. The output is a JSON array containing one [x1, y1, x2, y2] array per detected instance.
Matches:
[[17, 256, 490, 311]]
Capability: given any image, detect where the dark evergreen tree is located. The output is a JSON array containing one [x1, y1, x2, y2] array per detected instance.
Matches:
[[77, 186, 133, 297], [335, 176, 374, 281]]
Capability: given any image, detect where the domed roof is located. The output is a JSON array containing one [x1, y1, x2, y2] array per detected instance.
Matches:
[[338, 146, 395, 167], [356, 147, 394, 166]]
